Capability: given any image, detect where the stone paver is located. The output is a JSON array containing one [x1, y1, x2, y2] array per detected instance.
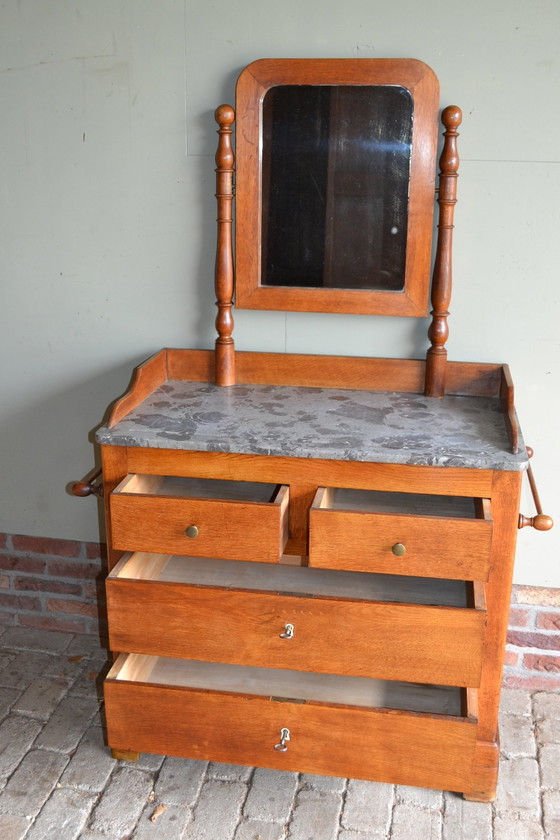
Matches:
[[154, 757, 207, 807], [0, 628, 556, 840], [287, 789, 342, 840], [443, 793, 493, 840], [243, 767, 298, 823], [207, 761, 253, 782], [12, 676, 68, 720], [396, 783, 443, 811], [341, 779, 393, 834], [88, 766, 154, 837], [131, 802, 191, 839], [184, 779, 247, 840], [59, 727, 116, 793], [0, 750, 68, 817], [25, 788, 96, 839], [0, 687, 21, 719], [235, 820, 286, 840], [391, 801, 442, 840], [300, 773, 346, 793], [0, 715, 43, 778], [0, 812, 31, 840], [494, 756, 541, 818], [493, 816, 545, 840], [0, 652, 55, 690], [35, 695, 99, 753], [0, 627, 71, 654], [499, 713, 537, 757]]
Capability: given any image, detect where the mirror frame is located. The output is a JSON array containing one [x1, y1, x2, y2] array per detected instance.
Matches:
[[235, 58, 440, 316]]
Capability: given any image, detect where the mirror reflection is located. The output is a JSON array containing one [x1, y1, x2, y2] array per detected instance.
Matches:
[[261, 84, 413, 292]]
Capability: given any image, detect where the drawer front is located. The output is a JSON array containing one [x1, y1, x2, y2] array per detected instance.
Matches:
[[110, 486, 289, 563], [104, 673, 477, 792], [106, 579, 486, 687], [309, 504, 493, 580]]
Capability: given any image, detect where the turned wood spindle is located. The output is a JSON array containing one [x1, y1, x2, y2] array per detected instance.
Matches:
[[518, 447, 554, 531], [214, 104, 236, 386], [425, 106, 462, 398]]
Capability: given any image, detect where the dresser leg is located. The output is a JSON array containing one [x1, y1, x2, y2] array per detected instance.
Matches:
[[111, 748, 140, 762], [463, 739, 499, 802]]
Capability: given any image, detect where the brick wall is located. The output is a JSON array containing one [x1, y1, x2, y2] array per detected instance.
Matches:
[[0, 533, 106, 638], [0, 532, 559, 689]]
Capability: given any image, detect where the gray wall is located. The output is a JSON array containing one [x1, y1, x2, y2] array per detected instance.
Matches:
[[1, 0, 558, 586]]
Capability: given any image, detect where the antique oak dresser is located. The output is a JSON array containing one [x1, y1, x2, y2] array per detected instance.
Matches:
[[74, 59, 552, 801]]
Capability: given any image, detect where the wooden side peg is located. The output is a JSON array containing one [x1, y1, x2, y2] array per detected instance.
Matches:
[[425, 106, 462, 398], [214, 104, 236, 386]]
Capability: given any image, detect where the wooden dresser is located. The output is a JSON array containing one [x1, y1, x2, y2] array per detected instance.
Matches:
[[73, 58, 552, 801]]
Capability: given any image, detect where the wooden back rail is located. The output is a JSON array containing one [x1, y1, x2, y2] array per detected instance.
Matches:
[[424, 106, 463, 398], [214, 105, 236, 386]]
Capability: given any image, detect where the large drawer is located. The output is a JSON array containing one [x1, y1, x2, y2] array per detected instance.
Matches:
[[110, 475, 289, 563], [107, 553, 486, 687], [309, 488, 493, 580], [104, 654, 478, 792]]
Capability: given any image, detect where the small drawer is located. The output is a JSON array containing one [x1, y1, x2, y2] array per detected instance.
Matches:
[[107, 554, 486, 687], [104, 654, 478, 792], [110, 475, 289, 563], [309, 488, 493, 580]]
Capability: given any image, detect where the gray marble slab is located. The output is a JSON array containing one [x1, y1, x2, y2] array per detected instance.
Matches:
[[96, 380, 528, 471]]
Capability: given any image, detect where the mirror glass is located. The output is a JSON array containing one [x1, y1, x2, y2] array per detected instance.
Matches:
[[261, 84, 413, 292]]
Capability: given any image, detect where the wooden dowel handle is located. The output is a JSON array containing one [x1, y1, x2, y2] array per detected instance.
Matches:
[[72, 466, 104, 498], [518, 448, 553, 530]]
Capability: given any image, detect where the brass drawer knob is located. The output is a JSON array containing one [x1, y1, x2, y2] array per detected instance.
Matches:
[[279, 623, 294, 639], [391, 542, 406, 556], [185, 526, 199, 538], [274, 727, 290, 752]]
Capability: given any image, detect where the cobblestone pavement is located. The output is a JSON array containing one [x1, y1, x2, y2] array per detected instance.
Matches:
[[0, 627, 557, 840]]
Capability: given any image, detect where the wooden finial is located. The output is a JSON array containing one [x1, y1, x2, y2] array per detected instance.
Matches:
[[214, 104, 236, 386], [424, 105, 462, 398]]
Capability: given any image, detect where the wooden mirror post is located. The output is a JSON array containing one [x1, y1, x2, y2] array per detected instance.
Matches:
[[214, 104, 236, 386], [425, 106, 462, 398]]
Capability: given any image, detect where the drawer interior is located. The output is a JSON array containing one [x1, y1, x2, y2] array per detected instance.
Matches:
[[108, 653, 470, 718], [114, 474, 281, 503], [315, 487, 490, 520], [110, 552, 481, 609]]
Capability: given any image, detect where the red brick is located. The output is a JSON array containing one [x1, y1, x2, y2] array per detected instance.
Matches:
[[508, 608, 531, 628], [11, 534, 82, 557], [83, 581, 106, 604], [0, 593, 41, 611], [502, 673, 560, 692], [47, 598, 99, 618], [506, 630, 560, 651], [0, 533, 7, 550], [523, 653, 560, 673], [14, 576, 81, 596], [85, 542, 107, 561], [0, 554, 45, 574], [0, 612, 13, 627], [0, 574, 9, 589], [47, 560, 100, 580], [536, 611, 560, 631], [503, 650, 520, 667], [19, 614, 86, 634]]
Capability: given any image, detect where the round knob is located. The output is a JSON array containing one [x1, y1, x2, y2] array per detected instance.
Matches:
[[391, 542, 406, 556], [185, 526, 199, 539]]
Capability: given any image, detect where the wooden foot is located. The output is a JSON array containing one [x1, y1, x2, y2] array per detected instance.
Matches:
[[463, 739, 499, 802], [111, 748, 140, 762], [463, 790, 496, 803]]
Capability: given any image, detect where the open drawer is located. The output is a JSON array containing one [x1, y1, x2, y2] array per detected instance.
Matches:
[[309, 488, 493, 580], [110, 475, 289, 563], [107, 553, 486, 687], [105, 654, 478, 792]]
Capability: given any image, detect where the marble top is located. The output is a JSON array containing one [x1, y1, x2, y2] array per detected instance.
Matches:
[[96, 380, 527, 471]]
